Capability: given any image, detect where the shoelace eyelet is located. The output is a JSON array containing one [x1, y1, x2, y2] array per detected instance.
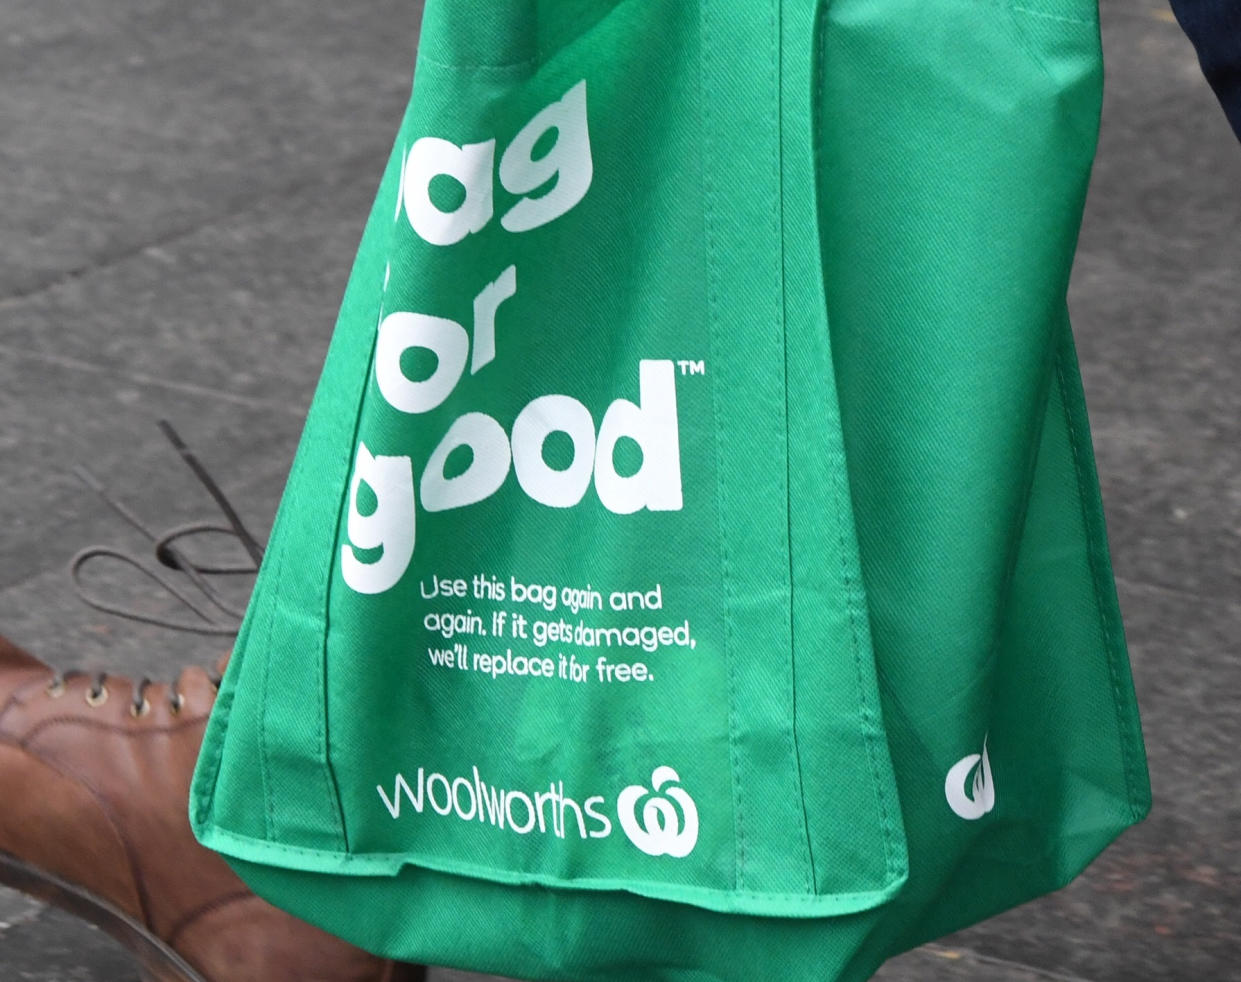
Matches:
[[46, 679, 66, 699], [169, 692, 184, 716], [130, 698, 151, 718], [85, 685, 109, 708]]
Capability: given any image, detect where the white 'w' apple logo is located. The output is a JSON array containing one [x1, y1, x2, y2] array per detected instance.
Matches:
[[617, 766, 699, 857]]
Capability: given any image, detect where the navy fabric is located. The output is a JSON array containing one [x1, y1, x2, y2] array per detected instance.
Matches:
[[1169, 0, 1241, 140]]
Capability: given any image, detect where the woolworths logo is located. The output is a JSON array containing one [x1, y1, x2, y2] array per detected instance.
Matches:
[[377, 764, 699, 858], [617, 765, 699, 857]]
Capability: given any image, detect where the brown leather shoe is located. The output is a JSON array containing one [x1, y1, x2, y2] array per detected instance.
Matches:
[[0, 634, 426, 982]]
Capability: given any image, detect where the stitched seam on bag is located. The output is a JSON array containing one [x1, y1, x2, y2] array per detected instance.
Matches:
[[258, 508, 284, 841], [319, 179, 407, 852], [416, 55, 539, 76], [298, 358, 347, 845], [699, 0, 745, 892], [1006, 0, 1101, 149], [202, 827, 902, 910], [192, 595, 254, 833], [194, 662, 231, 830], [813, 0, 903, 887], [320, 440, 349, 851], [972, 0, 1095, 27], [772, 0, 814, 897], [1011, 5, 1094, 27], [1054, 348, 1144, 819], [831, 398, 900, 882], [987, 324, 1061, 727], [259, 513, 284, 839]]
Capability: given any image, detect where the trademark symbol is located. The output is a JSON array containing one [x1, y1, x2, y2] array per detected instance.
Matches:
[[677, 360, 706, 377]]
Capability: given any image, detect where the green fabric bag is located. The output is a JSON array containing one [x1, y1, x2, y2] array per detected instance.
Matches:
[[190, 0, 1151, 978]]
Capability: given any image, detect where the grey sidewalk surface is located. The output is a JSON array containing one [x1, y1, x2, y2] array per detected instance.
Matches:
[[1, 0, 1238, 979]]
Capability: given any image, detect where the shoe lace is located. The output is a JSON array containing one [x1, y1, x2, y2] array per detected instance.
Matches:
[[69, 420, 265, 638]]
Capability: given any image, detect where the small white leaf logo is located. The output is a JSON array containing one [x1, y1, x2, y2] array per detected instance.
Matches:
[[617, 765, 699, 857], [945, 736, 995, 820]]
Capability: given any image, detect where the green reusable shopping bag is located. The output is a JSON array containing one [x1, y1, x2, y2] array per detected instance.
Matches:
[[190, 0, 1151, 979]]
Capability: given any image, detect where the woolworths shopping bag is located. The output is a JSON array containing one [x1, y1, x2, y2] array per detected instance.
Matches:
[[190, 0, 1151, 979]]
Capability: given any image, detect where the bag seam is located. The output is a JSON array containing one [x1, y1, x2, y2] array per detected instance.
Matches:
[[205, 826, 902, 914], [1054, 342, 1146, 819], [415, 55, 539, 76], [697, 0, 746, 894], [772, 0, 815, 897], [1011, 5, 1094, 27], [258, 504, 284, 841], [319, 170, 406, 852], [813, 0, 905, 889]]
